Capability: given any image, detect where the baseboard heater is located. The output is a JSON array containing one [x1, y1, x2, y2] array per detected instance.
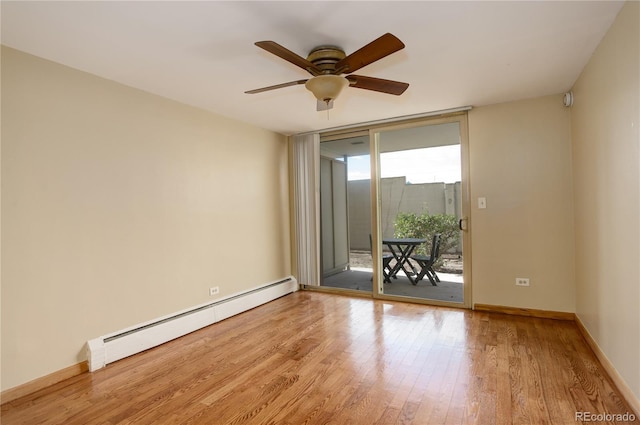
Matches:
[[87, 276, 298, 372]]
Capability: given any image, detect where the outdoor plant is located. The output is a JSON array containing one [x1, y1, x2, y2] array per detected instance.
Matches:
[[393, 211, 460, 267]]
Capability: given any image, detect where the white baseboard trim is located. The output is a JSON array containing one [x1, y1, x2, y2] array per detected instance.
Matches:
[[87, 276, 298, 372]]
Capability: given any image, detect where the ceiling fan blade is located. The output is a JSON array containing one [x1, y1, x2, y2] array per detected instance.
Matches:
[[255, 41, 321, 75], [245, 79, 308, 94], [335, 33, 405, 74], [347, 75, 409, 95]]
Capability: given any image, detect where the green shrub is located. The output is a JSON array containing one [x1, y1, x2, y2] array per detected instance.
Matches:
[[393, 211, 460, 266]]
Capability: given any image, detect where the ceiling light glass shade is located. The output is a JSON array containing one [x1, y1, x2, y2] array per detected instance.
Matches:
[[305, 75, 349, 102]]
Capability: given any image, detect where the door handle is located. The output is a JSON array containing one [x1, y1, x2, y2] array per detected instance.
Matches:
[[459, 217, 468, 231]]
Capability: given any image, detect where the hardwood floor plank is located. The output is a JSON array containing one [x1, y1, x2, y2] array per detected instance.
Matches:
[[2, 292, 638, 425]]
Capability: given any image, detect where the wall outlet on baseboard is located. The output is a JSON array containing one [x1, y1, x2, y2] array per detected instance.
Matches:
[[209, 287, 220, 296], [515, 278, 530, 287]]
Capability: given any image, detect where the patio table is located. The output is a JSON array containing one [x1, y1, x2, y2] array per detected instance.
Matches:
[[382, 238, 427, 285]]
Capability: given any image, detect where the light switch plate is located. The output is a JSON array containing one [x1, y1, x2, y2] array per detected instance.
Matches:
[[478, 197, 487, 209]]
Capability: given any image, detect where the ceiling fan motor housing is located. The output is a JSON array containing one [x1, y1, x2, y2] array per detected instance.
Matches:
[[307, 46, 346, 74]]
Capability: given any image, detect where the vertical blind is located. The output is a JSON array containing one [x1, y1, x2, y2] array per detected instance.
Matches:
[[292, 133, 320, 286]]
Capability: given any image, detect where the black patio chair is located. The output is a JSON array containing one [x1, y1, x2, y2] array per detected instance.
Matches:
[[370, 234, 394, 283], [410, 234, 441, 286]]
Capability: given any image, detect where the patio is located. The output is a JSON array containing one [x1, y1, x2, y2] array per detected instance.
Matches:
[[322, 251, 464, 303]]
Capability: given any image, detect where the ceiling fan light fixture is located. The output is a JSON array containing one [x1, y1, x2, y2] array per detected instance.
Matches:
[[305, 75, 349, 103]]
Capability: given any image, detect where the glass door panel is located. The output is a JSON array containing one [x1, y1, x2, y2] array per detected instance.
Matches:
[[319, 135, 372, 293], [375, 121, 466, 305]]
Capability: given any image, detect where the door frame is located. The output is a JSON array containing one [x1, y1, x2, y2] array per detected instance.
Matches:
[[369, 113, 472, 308]]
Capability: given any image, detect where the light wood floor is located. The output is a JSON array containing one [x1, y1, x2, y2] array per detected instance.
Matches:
[[2, 292, 638, 424]]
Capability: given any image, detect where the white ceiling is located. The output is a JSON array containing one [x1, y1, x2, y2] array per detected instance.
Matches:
[[1, 1, 624, 136]]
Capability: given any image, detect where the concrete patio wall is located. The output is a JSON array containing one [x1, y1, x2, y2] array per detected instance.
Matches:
[[348, 177, 462, 251]]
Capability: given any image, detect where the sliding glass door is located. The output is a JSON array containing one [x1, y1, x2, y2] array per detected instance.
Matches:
[[319, 133, 373, 293], [372, 117, 470, 307], [317, 114, 470, 307]]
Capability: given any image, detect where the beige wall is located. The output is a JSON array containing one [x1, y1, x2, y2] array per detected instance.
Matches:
[[1, 47, 291, 390], [468, 95, 575, 312], [571, 1, 639, 401]]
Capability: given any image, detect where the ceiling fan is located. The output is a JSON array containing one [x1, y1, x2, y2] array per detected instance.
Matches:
[[245, 33, 409, 111]]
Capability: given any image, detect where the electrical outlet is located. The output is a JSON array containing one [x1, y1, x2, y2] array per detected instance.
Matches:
[[209, 287, 220, 296], [515, 278, 530, 287]]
